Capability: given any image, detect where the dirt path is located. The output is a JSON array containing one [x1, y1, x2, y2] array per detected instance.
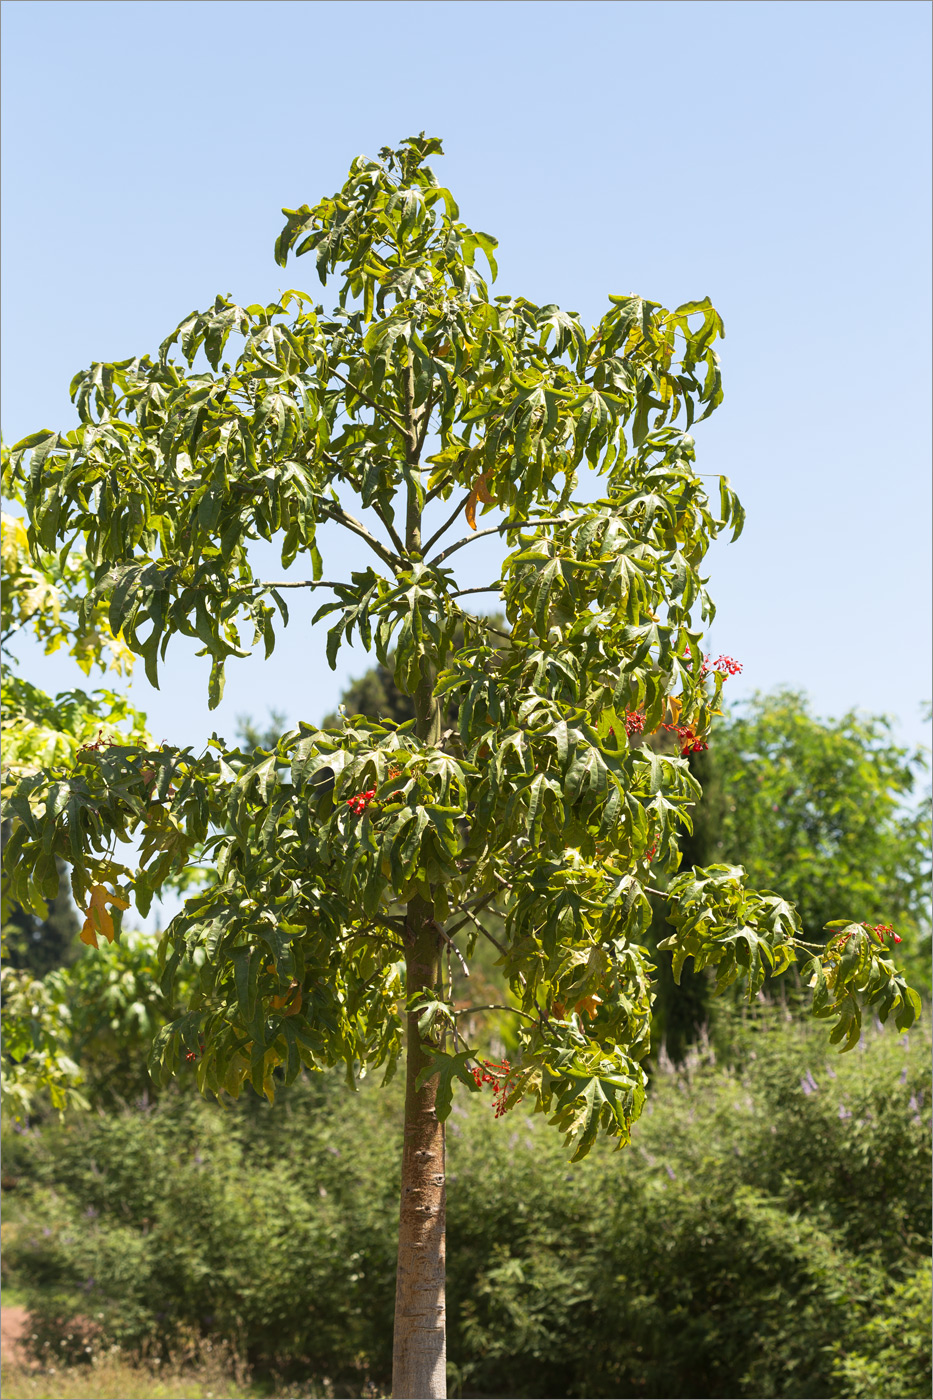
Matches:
[[1, 1305, 30, 1366]]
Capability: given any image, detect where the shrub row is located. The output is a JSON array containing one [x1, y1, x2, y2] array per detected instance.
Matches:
[[2, 1012, 930, 1398]]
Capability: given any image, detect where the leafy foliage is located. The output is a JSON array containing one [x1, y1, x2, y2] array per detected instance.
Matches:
[[3, 1015, 928, 1398], [2, 852, 80, 979], [1, 926, 190, 1119], [1, 135, 920, 1159], [1, 508, 134, 678], [703, 690, 931, 985], [2, 472, 152, 1119]]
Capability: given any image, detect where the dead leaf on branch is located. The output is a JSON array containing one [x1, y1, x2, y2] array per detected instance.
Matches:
[[80, 884, 130, 948], [464, 470, 495, 531], [270, 982, 303, 1016]]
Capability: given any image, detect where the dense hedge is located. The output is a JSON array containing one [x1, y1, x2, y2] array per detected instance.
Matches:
[[2, 1013, 930, 1399]]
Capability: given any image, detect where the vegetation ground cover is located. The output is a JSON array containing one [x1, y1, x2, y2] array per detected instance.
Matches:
[[2, 1010, 929, 1399]]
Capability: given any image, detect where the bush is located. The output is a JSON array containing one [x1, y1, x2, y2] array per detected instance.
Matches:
[[2, 1014, 930, 1399]]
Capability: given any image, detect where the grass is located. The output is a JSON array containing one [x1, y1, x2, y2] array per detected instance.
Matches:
[[0, 1356, 341, 1399], [0, 1357, 249, 1399], [0, 1358, 267, 1398], [0, 1329, 334, 1400]]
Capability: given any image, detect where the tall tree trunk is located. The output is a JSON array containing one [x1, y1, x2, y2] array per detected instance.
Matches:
[[393, 894, 447, 1398], [394, 364, 448, 1397]]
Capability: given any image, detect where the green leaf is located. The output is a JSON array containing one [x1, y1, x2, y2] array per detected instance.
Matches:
[[415, 1049, 480, 1121]]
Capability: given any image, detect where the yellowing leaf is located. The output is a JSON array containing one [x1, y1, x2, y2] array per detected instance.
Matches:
[[464, 470, 495, 531], [666, 696, 683, 726], [574, 994, 602, 1019], [474, 470, 495, 506], [270, 982, 302, 1016], [80, 884, 130, 948]]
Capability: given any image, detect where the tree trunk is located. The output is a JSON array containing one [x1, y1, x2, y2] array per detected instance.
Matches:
[[394, 394, 448, 1396], [393, 894, 447, 1398]]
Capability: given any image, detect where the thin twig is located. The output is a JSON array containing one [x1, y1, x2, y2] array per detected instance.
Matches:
[[451, 1002, 538, 1024], [329, 365, 408, 437], [335, 931, 407, 953], [429, 517, 561, 567], [370, 502, 407, 557], [424, 474, 453, 506], [452, 585, 502, 598], [450, 901, 502, 953], [422, 491, 470, 556], [257, 579, 346, 590], [321, 501, 401, 571], [435, 924, 470, 977], [447, 890, 499, 940], [449, 899, 526, 988]]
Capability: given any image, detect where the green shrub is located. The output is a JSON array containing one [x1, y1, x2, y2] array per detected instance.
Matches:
[[831, 1260, 933, 1400], [2, 1015, 929, 1399]]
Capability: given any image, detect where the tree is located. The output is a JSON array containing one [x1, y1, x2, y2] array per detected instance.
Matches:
[[650, 690, 931, 1058], [1, 499, 151, 1113], [705, 690, 930, 972], [1, 135, 920, 1399]]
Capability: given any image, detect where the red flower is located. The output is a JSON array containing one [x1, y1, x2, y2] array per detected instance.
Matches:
[[624, 711, 645, 736], [674, 724, 708, 758], [346, 787, 378, 815], [862, 922, 900, 945], [471, 1057, 516, 1118]]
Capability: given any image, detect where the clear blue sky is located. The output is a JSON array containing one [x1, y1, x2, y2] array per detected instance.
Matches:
[[2, 0, 930, 754]]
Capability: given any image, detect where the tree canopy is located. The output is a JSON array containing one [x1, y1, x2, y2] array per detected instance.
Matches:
[[1, 131, 922, 1397], [3, 130, 919, 1142]]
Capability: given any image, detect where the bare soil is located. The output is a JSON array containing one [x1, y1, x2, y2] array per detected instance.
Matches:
[[1, 1305, 30, 1366]]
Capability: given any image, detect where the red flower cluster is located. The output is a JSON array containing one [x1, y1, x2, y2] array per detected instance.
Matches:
[[675, 724, 708, 757], [681, 653, 711, 679], [661, 719, 710, 756], [681, 653, 743, 679], [644, 842, 658, 863], [346, 787, 377, 815], [624, 710, 646, 736], [77, 728, 115, 755], [864, 922, 902, 945], [471, 1057, 515, 1118]]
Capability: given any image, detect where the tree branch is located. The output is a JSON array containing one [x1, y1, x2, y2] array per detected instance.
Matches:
[[451, 1002, 538, 1024], [371, 502, 407, 558], [452, 585, 502, 599], [256, 579, 347, 590], [320, 500, 401, 572], [446, 890, 499, 941], [335, 923, 407, 954], [424, 474, 453, 506], [329, 365, 408, 438], [422, 492, 470, 556], [433, 921, 470, 977], [429, 518, 560, 567], [414, 390, 436, 459]]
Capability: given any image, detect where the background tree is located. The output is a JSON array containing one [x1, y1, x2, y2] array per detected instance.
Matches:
[[1, 498, 151, 1113], [706, 690, 929, 961], [1, 135, 919, 1399], [650, 690, 931, 1058]]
